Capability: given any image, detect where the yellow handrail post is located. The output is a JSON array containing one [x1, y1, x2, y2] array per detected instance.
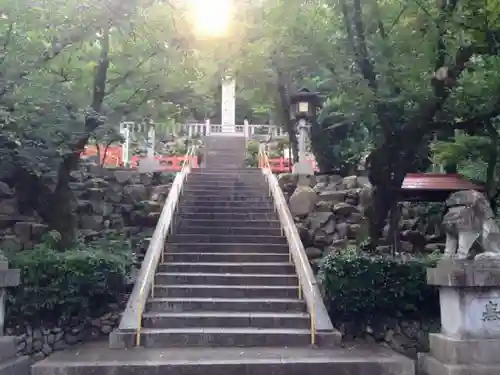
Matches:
[[311, 303, 316, 345], [258, 143, 331, 350], [151, 276, 155, 298], [136, 303, 143, 347], [129, 145, 197, 350]]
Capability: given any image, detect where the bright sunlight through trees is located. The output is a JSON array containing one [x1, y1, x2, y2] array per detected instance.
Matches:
[[188, 0, 231, 37]]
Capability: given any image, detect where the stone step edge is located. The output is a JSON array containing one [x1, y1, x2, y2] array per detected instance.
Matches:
[[182, 189, 269, 192], [174, 226, 279, 230], [176, 219, 280, 222], [109, 328, 342, 349], [170, 234, 285, 238], [177, 208, 275, 212], [142, 312, 309, 318], [161, 252, 289, 257], [155, 272, 297, 278], [147, 297, 304, 303], [164, 244, 288, 248], [178, 205, 274, 208], [160, 262, 292, 266], [153, 285, 298, 290]]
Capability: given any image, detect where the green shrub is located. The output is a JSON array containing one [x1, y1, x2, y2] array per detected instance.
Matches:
[[318, 247, 440, 322], [6, 233, 134, 328], [245, 140, 260, 167]]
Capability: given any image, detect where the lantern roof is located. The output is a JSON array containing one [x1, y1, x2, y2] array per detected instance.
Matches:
[[290, 87, 320, 105]]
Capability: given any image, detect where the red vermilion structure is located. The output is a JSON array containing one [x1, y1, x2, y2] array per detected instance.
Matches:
[[258, 157, 319, 173], [80, 145, 199, 171], [399, 173, 484, 201]]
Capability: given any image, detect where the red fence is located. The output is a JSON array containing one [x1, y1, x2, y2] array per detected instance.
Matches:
[[81, 145, 199, 171], [82, 145, 123, 166], [130, 155, 199, 171], [259, 157, 318, 173], [82, 145, 311, 173]]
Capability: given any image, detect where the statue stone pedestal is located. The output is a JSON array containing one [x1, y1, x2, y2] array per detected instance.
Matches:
[[0, 261, 30, 375], [418, 259, 500, 375]]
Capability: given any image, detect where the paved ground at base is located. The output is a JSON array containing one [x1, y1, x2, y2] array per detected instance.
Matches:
[[32, 342, 415, 375]]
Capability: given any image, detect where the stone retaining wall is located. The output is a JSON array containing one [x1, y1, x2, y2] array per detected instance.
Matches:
[[3, 165, 174, 360], [339, 319, 439, 359], [280, 173, 445, 260], [279, 172, 441, 359], [0, 165, 174, 258], [6, 307, 121, 360]]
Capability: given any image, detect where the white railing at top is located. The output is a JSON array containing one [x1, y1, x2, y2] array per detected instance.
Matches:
[[117, 145, 197, 346], [258, 145, 334, 345]]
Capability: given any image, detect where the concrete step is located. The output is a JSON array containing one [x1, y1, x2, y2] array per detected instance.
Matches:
[[187, 177, 265, 184], [203, 158, 247, 163], [178, 206, 274, 214], [142, 312, 310, 329], [0, 337, 17, 363], [32, 343, 415, 375], [155, 273, 298, 286], [153, 284, 299, 298], [116, 327, 338, 348], [169, 234, 287, 244], [0, 356, 31, 375], [185, 184, 268, 190], [190, 169, 261, 174], [165, 243, 288, 253], [188, 171, 263, 177], [163, 252, 289, 263], [177, 212, 279, 221], [179, 202, 274, 210], [181, 196, 272, 203], [183, 187, 268, 194], [146, 297, 307, 313], [157, 262, 294, 274], [176, 219, 281, 228], [174, 226, 282, 236]]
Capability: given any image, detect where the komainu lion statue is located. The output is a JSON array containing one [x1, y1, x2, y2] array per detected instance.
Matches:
[[443, 190, 500, 260]]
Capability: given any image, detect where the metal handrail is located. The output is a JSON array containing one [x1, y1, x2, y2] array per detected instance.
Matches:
[[116, 145, 197, 346], [258, 144, 334, 345]]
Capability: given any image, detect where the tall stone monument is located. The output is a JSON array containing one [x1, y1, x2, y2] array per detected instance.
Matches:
[[221, 76, 236, 133], [0, 260, 30, 374]]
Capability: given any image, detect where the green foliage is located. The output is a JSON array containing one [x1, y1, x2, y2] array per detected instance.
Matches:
[[432, 134, 490, 168], [318, 248, 440, 322], [431, 133, 493, 185], [6, 233, 134, 327], [245, 140, 260, 167]]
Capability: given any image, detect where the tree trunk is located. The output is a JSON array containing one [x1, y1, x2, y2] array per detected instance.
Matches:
[[275, 65, 299, 163], [47, 22, 110, 249], [49, 160, 77, 249], [365, 138, 407, 246], [485, 120, 498, 211]]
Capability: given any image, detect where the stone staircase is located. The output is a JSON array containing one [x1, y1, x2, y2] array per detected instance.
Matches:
[[138, 167, 337, 347], [203, 136, 246, 167], [32, 135, 414, 375]]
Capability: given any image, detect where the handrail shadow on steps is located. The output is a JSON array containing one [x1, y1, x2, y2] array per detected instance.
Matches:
[[109, 146, 197, 348]]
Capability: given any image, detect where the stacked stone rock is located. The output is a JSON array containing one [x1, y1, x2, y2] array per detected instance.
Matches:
[[279, 173, 445, 260], [0, 166, 173, 261], [0, 166, 172, 360], [7, 308, 122, 361]]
